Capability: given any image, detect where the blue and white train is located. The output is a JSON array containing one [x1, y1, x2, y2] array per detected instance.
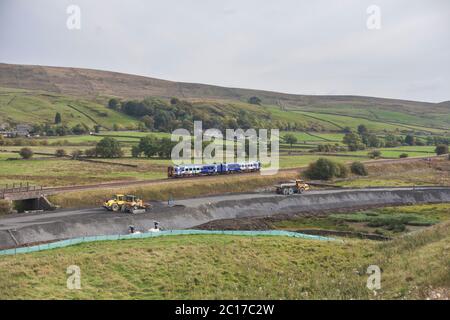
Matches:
[[167, 161, 261, 178]]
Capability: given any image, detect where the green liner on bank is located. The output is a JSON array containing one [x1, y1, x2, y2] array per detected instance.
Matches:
[[0, 229, 335, 256]]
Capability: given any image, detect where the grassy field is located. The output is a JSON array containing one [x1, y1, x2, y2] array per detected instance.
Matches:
[[274, 203, 450, 237], [341, 146, 436, 158], [0, 89, 140, 130], [337, 159, 450, 187], [0, 219, 448, 299], [289, 104, 450, 132], [39, 131, 170, 146], [0, 145, 446, 188], [0, 142, 369, 186], [279, 155, 367, 168], [0, 157, 166, 186], [293, 111, 445, 134]]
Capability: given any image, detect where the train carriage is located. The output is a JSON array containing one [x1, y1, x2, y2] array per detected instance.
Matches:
[[168, 161, 261, 178]]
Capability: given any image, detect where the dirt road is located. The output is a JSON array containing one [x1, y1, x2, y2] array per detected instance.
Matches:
[[1, 186, 450, 248]]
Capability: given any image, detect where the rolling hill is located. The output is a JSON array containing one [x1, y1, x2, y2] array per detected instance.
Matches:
[[0, 63, 448, 133]]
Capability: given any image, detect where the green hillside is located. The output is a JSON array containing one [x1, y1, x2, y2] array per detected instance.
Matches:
[[0, 63, 448, 134], [0, 88, 139, 130], [289, 105, 450, 132], [0, 87, 446, 135], [0, 220, 448, 299]]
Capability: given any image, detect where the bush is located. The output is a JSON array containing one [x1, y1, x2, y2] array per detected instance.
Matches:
[[336, 163, 349, 178], [19, 147, 33, 159], [350, 162, 368, 176], [248, 96, 262, 105], [95, 137, 123, 158], [283, 133, 298, 147], [131, 145, 141, 158], [316, 144, 337, 152], [303, 158, 347, 180], [435, 144, 449, 155], [71, 149, 83, 159], [55, 149, 67, 157], [0, 200, 12, 215], [368, 150, 381, 158], [84, 148, 97, 158], [399, 153, 408, 158]]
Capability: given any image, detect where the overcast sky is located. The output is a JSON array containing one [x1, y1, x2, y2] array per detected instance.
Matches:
[[0, 0, 449, 102]]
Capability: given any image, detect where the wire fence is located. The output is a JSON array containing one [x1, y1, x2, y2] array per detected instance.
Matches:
[[0, 229, 335, 256]]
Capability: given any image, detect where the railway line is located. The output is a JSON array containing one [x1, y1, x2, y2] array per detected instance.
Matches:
[[36, 155, 442, 195]]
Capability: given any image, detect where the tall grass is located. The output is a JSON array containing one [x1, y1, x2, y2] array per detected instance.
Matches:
[[0, 221, 448, 299]]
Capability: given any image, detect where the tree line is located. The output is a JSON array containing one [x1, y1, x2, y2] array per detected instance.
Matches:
[[342, 124, 448, 151]]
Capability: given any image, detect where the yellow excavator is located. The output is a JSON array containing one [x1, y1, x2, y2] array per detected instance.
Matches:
[[103, 194, 151, 213]]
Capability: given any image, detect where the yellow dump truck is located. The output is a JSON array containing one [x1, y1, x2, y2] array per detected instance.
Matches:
[[103, 194, 151, 213], [275, 179, 310, 195]]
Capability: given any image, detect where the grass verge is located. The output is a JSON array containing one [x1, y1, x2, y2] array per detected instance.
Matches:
[[0, 221, 448, 299]]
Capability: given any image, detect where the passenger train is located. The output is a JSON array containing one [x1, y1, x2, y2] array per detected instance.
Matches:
[[167, 161, 261, 178]]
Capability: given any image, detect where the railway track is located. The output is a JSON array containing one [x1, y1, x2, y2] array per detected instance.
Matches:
[[37, 155, 444, 195]]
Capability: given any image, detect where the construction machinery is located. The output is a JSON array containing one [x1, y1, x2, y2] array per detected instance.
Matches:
[[103, 194, 151, 213], [275, 179, 310, 195]]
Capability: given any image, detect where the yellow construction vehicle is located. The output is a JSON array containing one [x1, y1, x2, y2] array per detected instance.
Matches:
[[275, 179, 310, 195], [103, 194, 151, 213]]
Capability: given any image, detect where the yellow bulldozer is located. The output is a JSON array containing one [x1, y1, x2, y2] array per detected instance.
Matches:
[[103, 194, 151, 213]]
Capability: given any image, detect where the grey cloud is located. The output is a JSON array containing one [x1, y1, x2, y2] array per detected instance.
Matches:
[[0, 0, 449, 102]]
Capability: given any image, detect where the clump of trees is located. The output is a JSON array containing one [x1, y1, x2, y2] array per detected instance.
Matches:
[[247, 96, 262, 105], [82, 137, 123, 158], [283, 133, 298, 147], [19, 147, 33, 159], [107, 97, 275, 133], [343, 125, 384, 150], [342, 124, 426, 151], [303, 158, 348, 180], [427, 136, 450, 146], [350, 162, 368, 176], [435, 144, 449, 155], [30, 123, 91, 137], [343, 132, 366, 151], [132, 136, 177, 159], [404, 134, 415, 146], [384, 134, 403, 147], [93, 137, 123, 158], [315, 144, 344, 153]]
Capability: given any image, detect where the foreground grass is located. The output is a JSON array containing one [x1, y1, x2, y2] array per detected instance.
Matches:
[[0, 221, 448, 299]]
